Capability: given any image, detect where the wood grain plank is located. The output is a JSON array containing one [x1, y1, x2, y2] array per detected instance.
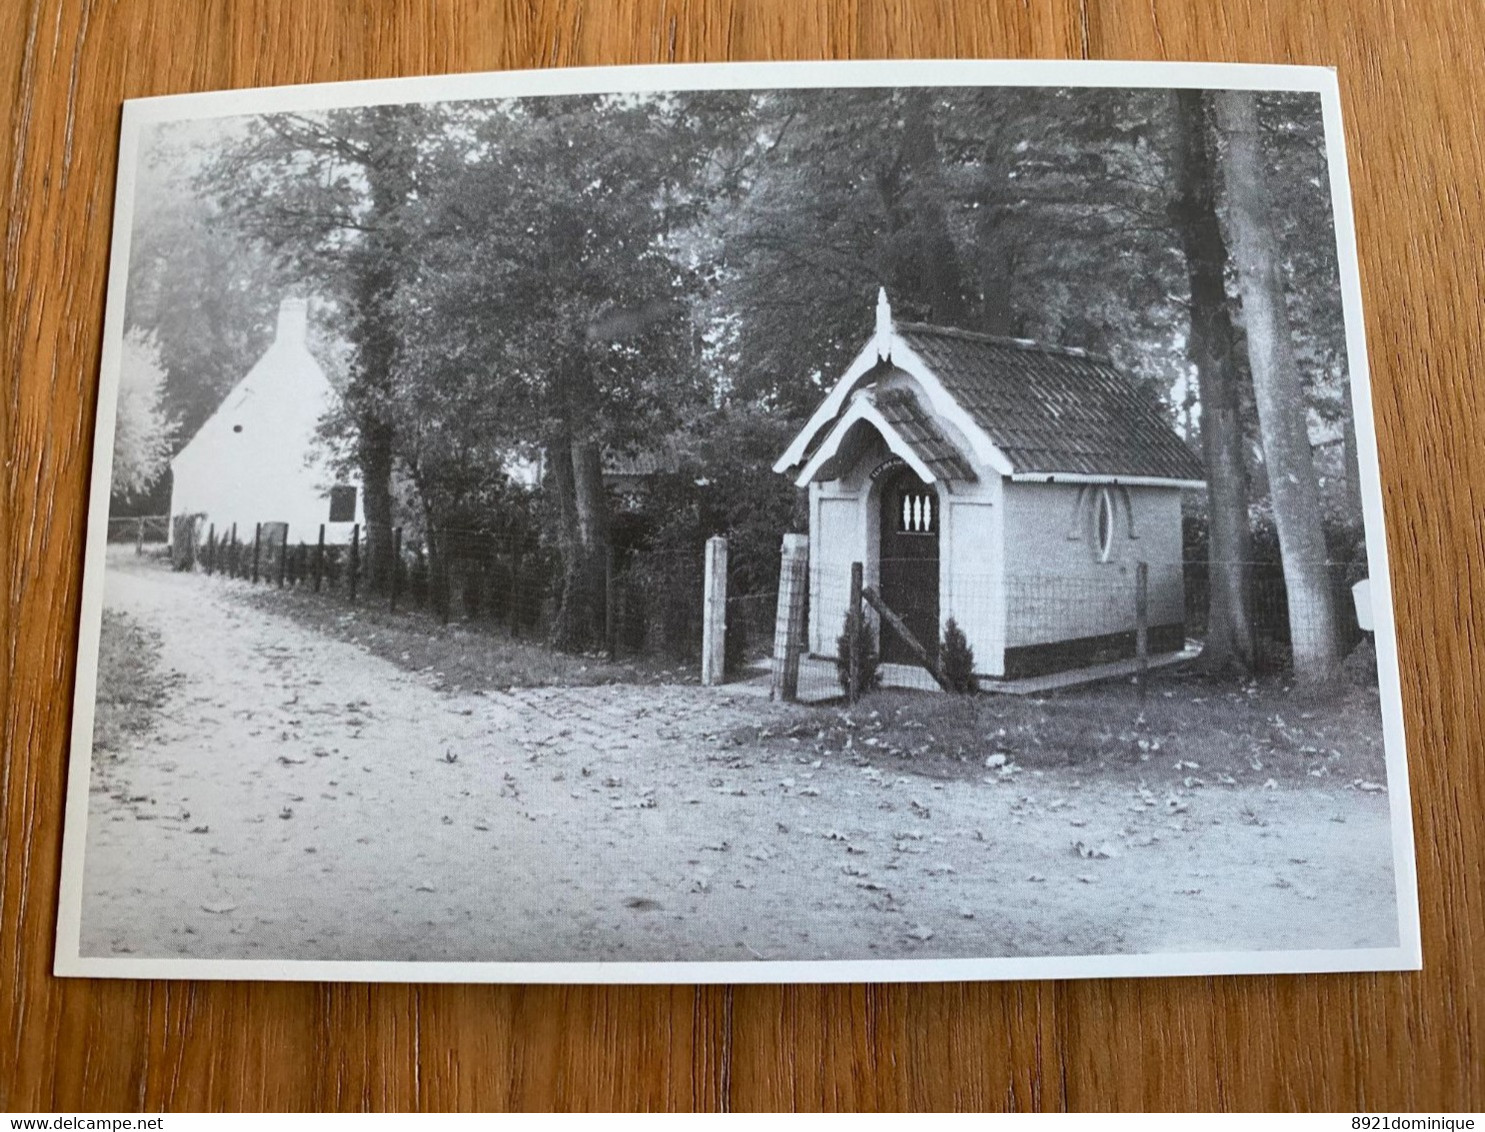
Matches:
[[2, 0, 1481, 1112]]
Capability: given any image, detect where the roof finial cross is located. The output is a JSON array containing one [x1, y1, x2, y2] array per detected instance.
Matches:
[[875, 286, 892, 360]]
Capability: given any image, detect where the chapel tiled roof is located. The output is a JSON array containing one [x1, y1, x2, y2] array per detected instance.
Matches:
[[895, 321, 1205, 482], [873, 387, 977, 482]]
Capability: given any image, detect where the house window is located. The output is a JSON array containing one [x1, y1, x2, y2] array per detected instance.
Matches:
[[1094, 487, 1114, 562], [328, 485, 357, 522], [897, 490, 936, 535]]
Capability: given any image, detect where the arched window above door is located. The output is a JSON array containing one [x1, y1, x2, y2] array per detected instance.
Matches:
[[897, 489, 936, 535]]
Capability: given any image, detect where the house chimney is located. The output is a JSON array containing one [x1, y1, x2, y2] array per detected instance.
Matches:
[[275, 297, 309, 346]]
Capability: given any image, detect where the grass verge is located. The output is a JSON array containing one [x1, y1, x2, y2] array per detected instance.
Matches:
[[91, 608, 171, 756], [743, 669, 1389, 789], [234, 580, 699, 692]]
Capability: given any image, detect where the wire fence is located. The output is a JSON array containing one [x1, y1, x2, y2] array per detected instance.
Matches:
[[164, 514, 775, 667], [725, 589, 781, 678], [155, 509, 1370, 695], [105, 514, 170, 549], [788, 558, 1369, 703]]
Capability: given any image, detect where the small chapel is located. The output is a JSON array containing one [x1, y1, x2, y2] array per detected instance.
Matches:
[[169, 297, 364, 547], [774, 290, 1206, 680]]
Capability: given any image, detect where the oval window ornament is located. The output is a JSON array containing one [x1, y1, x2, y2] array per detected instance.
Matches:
[[1096, 487, 1114, 562]]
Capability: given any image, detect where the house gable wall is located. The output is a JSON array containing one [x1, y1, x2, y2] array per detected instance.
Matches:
[[169, 321, 363, 545], [1000, 482, 1184, 654]]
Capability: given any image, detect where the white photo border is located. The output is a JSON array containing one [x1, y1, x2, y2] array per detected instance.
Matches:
[[55, 58, 1421, 984]]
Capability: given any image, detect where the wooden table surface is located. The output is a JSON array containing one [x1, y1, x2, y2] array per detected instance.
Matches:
[[3, 0, 1482, 1113]]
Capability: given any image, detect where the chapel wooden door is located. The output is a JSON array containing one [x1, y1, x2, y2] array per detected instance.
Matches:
[[878, 468, 940, 665]]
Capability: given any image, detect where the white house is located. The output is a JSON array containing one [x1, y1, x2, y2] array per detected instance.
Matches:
[[168, 297, 364, 548], [774, 290, 1206, 679]]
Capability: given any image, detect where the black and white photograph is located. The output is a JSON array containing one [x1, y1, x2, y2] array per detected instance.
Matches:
[[57, 61, 1418, 982]]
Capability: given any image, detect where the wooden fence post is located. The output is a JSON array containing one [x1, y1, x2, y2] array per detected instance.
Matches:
[[848, 561, 864, 704], [438, 533, 450, 625], [277, 526, 289, 587], [349, 523, 361, 603], [508, 546, 522, 638], [605, 546, 618, 659], [135, 517, 145, 556], [229, 523, 238, 577], [390, 527, 402, 612], [314, 524, 325, 592], [701, 536, 729, 686], [770, 534, 809, 703], [206, 525, 215, 576], [251, 523, 262, 583], [1135, 560, 1149, 700]]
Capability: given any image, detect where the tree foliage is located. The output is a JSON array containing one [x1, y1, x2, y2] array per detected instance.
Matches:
[[835, 608, 881, 696], [940, 618, 977, 694], [111, 328, 178, 499], [126, 123, 287, 443]]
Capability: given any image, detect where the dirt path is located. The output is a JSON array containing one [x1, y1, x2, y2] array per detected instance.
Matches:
[[80, 557, 1400, 963]]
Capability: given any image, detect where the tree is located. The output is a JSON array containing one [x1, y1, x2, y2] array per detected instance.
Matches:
[[940, 618, 977, 694], [1260, 92, 1361, 531], [398, 94, 744, 650], [716, 88, 1193, 420], [125, 122, 288, 446], [1214, 90, 1341, 683], [1169, 90, 1255, 674], [111, 328, 178, 499], [718, 88, 1004, 417], [835, 608, 881, 696]]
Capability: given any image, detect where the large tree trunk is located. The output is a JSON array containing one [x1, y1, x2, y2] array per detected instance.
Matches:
[[347, 106, 419, 596], [549, 435, 611, 652], [878, 91, 972, 327], [1342, 415, 1366, 528], [358, 416, 396, 594], [1171, 90, 1255, 676], [1215, 91, 1342, 683]]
